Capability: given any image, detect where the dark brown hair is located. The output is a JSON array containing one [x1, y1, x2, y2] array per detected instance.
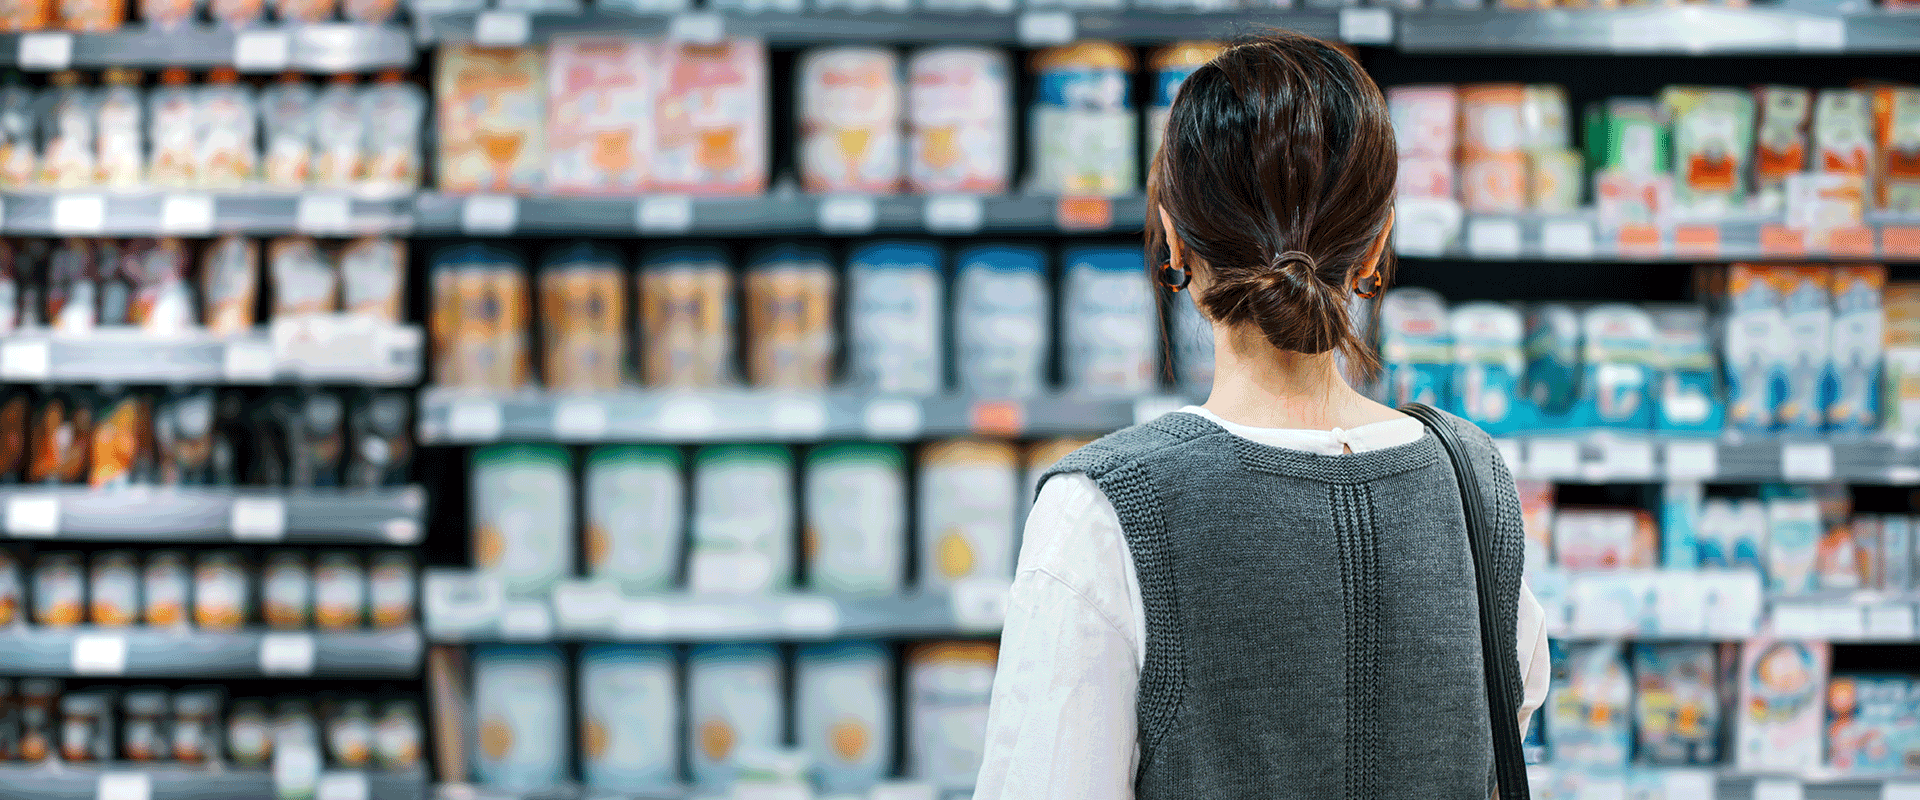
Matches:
[[1146, 31, 1396, 375]]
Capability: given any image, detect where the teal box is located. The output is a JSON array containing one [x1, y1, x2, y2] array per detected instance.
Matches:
[[1576, 304, 1657, 430], [1776, 267, 1832, 434], [1524, 303, 1582, 432], [1379, 288, 1452, 409], [1661, 481, 1704, 569], [1448, 302, 1531, 436], [1649, 304, 1725, 434], [578, 644, 679, 790], [1720, 266, 1785, 433]]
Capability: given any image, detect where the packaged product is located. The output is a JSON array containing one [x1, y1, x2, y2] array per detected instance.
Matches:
[[374, 699, 422, 770], [433, 243, 531, 391], [1828, 265, 1884, 433], [1381, 288, 1452, 410], [1883, 515, 1912, 591], [917, 439, 1018, 587], [797, 641, 893, 793], [273, 0, 333, 26], [844, 239, 943, 394], [906, 641, 997, 789], [1061, 244, 1153, 395], [686, 643, 784, 787], [193, 550, 247, 629], [1448, 302, 1527, 435], [1458, 84, 1527, 213], [153, 388, 217, 487], [1660, 481, 1704, 569], [0, 388, 23, 482], [0, 549, 19, 626], [259, 73, 315, 187], [1874, 85, 1920, 213], [743, 242, 836, 389], [290, 390, 345, 488], [545, 37, 655, 195], [1548, 642, 1632, 767], [1578, 303, 1656, 430], [583, 445, 683, 593], [1553, 507, 1658, 570], [1754, 86, 1811, 210], [314, 551, 365, 630], [1631, 643, 1721, 765], [94, 69, 142, 188], [1884, 282, 1920, 439], [1721, 265, 1787, 432], [142, 550, 188, 626], [324, 698, 374, 768], [636, 243, 733, 389], [17, 679, 55, 762], [578, 644, 678, 789], [1521, 84, 1571, 150], [28, 389, 93, 483], [905, 46, 1012, 193], [226, 698, 269, 766], [88, 550, 137, 627], [346, 390, 411, 489], [953, 242, 1049, 397], [1030, 42, 1136, 196], [803, 443, 908, 594], [1832, 516, 1880, 590], [1518, 480, 1555, 574], [31, 552, 82, 626], [1776, 266, 1833, 433], [1648, 304, 1723, 434], [367, 551, 414, 628], [1826, 675, 1911, 774], [1527, 148, 1582, 213], [38, 72, 94, 189], [341, 0, 394, 25], [209, 0, 264, 29], [652, 39, 768, 195], [88, 391, 149, 489], [121, 690, 167, 762], [0, 0, 51, 32], [262, 551, 311, 629], [98, 240, 129, 326], [363, 71, 425, 191], [59, 691, 111, 762], [172, 687, 220, 764], [1147, 43, 1222, 164], [690, 445, 794, 594], [1765, 486, 1820, 594], [1736, 638, 1829, 771], [798, 46, 902, 193], [1588, 99, 1672, 229], [537, 241, 626, 391], [0, 78, 36, 187], [1815, 89, 1874, 178], [197, 70, 257, 188], [269, 237, 337, 318], [471, 444, 573, 598], [436, 46, 547, 193], [58, 0, 118, 34], [470, 645, 568, 791], [123, 239, 194, 334], [308, 75, 365, 188], [1171, 286, 1214, 391], [45, 238, 96, 334], [1659, 86, 1753, 214]]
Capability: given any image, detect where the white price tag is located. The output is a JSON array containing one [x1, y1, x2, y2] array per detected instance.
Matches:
[[1772, 604, 1824, 638], [733, 783, 810, 800], [1, 340, 50, 380], [862, 398, 922, 439], [1782, 443, 1835, 481], [1578, 776, 1627, 800], [553, 398, 608, 441], [951, 576, 1011, 632], [658, 395, 717, 438], [1591, 438, 1654, 481], [688, 552, 775, 596], [1793, 18, 1845, 51], [1132, 397, 1185, 426], [870, 783, 938, 800], [232, 31, 291, 71], [446, 398, 503, 442], [1754, 778, 1804, 800], [1017, 11, 1075, 45], [17, 32, 72, 70], [230, 497, 287, 541], [778, 598, 840, 636], [72, 633, 129, 675], [550, 579, 621, 629], [1527, 439, 1581, 478], [1541, 219, 1596, 259], [222, 339, 275, 381], [316, 773, 370, 800], [499, 602, 554, 640], [1338, 8, 1394, 43], [1492, 439, 1522, 473], [1865, 605, 1916, 640], [421, 570, 505, 636], [52, 194, 105, 234], [296, 195, 351, 233], [770, 396, 829, 438], [459, 195, 518, 234], [1393, 218, 1449, 257], [668, 11, 724, 43], [1664, 441, 1718, 480], [1819, 604, 1865, 639], [6, 495, 58, 537], [1660, 769, 1715, 799], [474, 11, 530, 45], [1889, 465, 1920, 485], [160, 194, 215, 234], [818, 195, 877, 234], [259, 632, 317, 675], [1884, 781, 1920, 800], [637, 195, 693, 233], [615, 598, 672, 638], [924, 195, 984, 234], [1465, 218, 1522, 259], [96, 773, 151, 800]]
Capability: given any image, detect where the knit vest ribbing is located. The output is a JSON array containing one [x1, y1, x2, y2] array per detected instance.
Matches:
[[1039, 410, 1526, 800]]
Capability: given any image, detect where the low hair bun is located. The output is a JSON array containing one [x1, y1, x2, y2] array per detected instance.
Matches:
[[1200, 251, 1348, 356]]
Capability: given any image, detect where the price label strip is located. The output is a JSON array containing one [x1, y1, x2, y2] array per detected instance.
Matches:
[[160, 194, 215, 234], [72, 633, 129, 675], [6, 495, 59, 538], [553, 398, 609, 441], [231, 497, 288, 541], [233, 30, 291, 71], [1, 339, 51, 381], [637, 195, 693, 233], [96, 773, 152, 800], [862, 398, 922, 439], [259, 632, 317, 675], [1782, 442, 1835, 481]]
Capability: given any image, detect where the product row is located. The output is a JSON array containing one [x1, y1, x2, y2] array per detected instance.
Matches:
[[1390, 81, 1920, 221], [0, 680, 424, 771], [1535, 639, 1914, 776], [0, 236, 407, 337], [466, 641, 995, 793], [430, 239, 1174, 396], [0, 388, 413, 488], [1381, 264, 1898, 437], [0, 548, 417, 630], [470, 438, 1087, 596], [411, 0, 1910, 17], [0, 69, 423, 193]]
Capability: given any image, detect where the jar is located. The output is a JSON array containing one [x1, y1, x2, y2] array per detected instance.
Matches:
[[122, 689, 168, 762]]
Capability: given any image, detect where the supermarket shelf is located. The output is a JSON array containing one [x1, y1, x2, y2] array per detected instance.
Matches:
[[0, 325, 424, 385], [0, 25, 414, 72], [0, 486, 425, 544], [1395, 7, 1920, 55], [1494, 433, 1916, 484], [413, 192, 1146, 237], [0, 767, 425, 800], [0, 191, 414, 237], [1527, 766, 1917, 800], [0, 627, 423, 678], [1393, 210, 1920, 263]]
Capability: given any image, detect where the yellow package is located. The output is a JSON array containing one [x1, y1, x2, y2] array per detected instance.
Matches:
[[436, 45, 546, 193]]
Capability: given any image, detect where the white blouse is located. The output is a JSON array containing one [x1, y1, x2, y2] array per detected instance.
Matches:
[[974, 407, 1553, 800]]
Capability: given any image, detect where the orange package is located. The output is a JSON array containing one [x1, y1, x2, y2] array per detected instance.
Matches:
[[1868, 83, 1920, 213], [435, 45, 546, 193], [546, 37, 654, 195], [653, 39, 768, 196], [1458, 84, 1528, 213]]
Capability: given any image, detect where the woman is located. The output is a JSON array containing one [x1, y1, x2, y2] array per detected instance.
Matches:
[[974, 32, 1550, 799]]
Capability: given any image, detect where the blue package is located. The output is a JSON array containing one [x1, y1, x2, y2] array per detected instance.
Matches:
[[578, 644, 679, 790], [469, 644, 568, 791], [796, 641, 895, 793], [1827, 265, 1885, 433], [1631, 643, 1722, 765], [1720, 265, 1785, 432], [1777, 266, 1832, 434], [953, 243, 1050, 397], [1060, 244, 1155, 396], [1577, 304, 1657, 431], [1379, 288, 1451, 409], [1661, 481, 1704, 569], [845, 240, 945, 394], [1523, 303, 1582, 432], [1649, 304, 1725, 434], [1763, 485, 1820, 594], [1449, 301, 1531, 436], [1825, 674, 1912, 774], [1550, 641, 1633, 768]]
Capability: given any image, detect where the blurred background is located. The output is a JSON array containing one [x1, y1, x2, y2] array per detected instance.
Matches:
[[0, 0, 1914, 798]]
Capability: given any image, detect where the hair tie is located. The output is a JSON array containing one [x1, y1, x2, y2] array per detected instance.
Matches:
[[1271, 250, 1316, 273]]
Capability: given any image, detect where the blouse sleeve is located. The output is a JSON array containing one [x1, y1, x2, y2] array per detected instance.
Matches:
[[1515, 578, 1551, 735]]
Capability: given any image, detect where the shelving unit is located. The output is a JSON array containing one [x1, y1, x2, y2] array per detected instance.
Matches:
[[0, 192, 415, 237], [0, 627, 424, 678], [0, 325, 424, 385], [0, 486, 424, 543], [0, 24, 413, 72], [0, 766, 427, 800]]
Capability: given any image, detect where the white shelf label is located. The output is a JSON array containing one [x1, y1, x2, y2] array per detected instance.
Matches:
[[1660, 769, 1715, 799], [818, 195, 877, 234], [233, 30, 291, 71], [951, 576, 1011, 632], [1577, 776, 1626, 800], [1664, 440, 1718, 480], [474, 11, 530, 45], [460, 195, 518, 234], [1132, 397, 1185, 426], [778, 597, 840, 636], [688, 552, 775, 596], [550, 579, 621, 629], [553, 398, 609, 441], [18, 32, 72, 70], [733, 783, 810, 800], [923, 195, 984, 234], [222, 339, 276, 381], [499, 601, 554, 640], [870, 783, 939, 800], [96, 773, 151, 800], [1590, 438, 1654, 481], [1754, 778, 1804, 800], [658, 395, 717, 438], [316, 773, 371, 800], [1772, 604, 1824, 638], [230, 497, 287, 541], [1394, 218, 1449, 257], [1338, 8, 1394, 43], [259, 632, 317, 675], [1885, 781, 1920, 800], [637, 195, 693, 233], [1465, 218, 1522, 259], [446, 398, 503, 442], [1782, 442, 1835, 482], [1793, 17, 1845, 51], [6, 496, 58, 538], [668, 11, 724, 43], [1819, 604, 1865, 639], [862, 397, 922, 439], [72, 633, 128, 675], [770, 396, 829, 438], [296, 195, 351, 233], [1017, 11, 1075, 45], [1, 340, 51, 380], [160, 194, 215, 234], [615, 598, 672, 637], [1865, 605, 1916, 640], [52, 194, 105, 234], [1541, 219, 1595, 259], [1528, 439, 1581, 478]]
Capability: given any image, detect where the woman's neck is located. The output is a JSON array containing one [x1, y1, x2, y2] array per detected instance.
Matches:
[[1200, 323, 1406, 431]]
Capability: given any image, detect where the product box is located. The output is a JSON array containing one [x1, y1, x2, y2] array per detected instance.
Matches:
[[545, 37, 654, 195], [653, 39, 768, 195], [637, 243, 734, 389], [1872, 85, 1920, 213], [1448, 302, 1529, 436], [844, 240, 944, 395], [1631, 643, 1721, 765], [796, 641, 893, 793], [1527, 148, 1583, 213], [578, 644, 677, 789], [917, 439, 1018, 588], [1588, 99, 1673, 229], [1660, 482, 1704, 569], [1764, 486, 1820, 595], [1380, 288, 1452, 410], [803, 444, 908, 595], [537, 241, 626, 392], [1648, 304, 1724, 434], [1518, 479, 1555, 574], [1577, 304, 1657, 430], [1522, 83, 1571, 150], [1720, 265, 1788, 433], [1061, 244, 1154, 396], [436, 46, 546, 193], [1523, 303, 1581, 430], [1776, 266, 1834, 434], [1029, 42, 1137, 197], [1828, 265, 1885, 433], [798, 46, 903, 194], [471, 445, 573, 598], [952, 243, 1050, 397], [1883, 283, 1920, 440], [1815, 89, 1874, 179], [689, 445, 795, 594], [470, 645, 568, 791], [1754, 86, 1812, 211], [1387, 84, 1457, 163], [1659, 86, 1753, 215], [687, 643, 784, 788], [743, 242, 836, 390], [1826, 674, 1914, 774], [1554, 507, 1658, 570], [583, 446, 683, 594], [907, 641, 997, 790], [1735, 638, 1830, 772], [1883, 515, 1913, 591], [1549, 641, 1633, 767], [905, 46, 1013, 194]]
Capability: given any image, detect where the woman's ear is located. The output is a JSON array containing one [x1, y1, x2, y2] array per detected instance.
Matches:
[[1355, 206, 1394, 281]]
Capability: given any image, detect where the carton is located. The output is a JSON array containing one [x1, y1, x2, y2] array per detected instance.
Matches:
[[470, 445, 573, 598], [1826, 674, 1914, 774], [1775, 266, 1833, 434], [583, 446, 683, 593], [470, 645, 567, 790], [1553, 507, 1658, 570], [1379, 288, 1452, 410], [690, 445, 795, 594], [1754, 86, 1812, 211], [687, 643, 784, 787], [1029, 42, 1137, 197], [1659, 86, 1753, 215], [653, 39, 768, 195], [1527, 148, 1583, 213], [1387, 84, 1457, 163], [905, 46, 1012, 194], [952, 243, 1049, 397], [1061, 244, 1155, 396], [546, 37, 655, 195], [917, 439, 1018, 587], [1814, 89, 1873, 179], [1523, 303, 1581, 430], [1631, 643, 1721, 765], [1871, 85, 1920, 213], [1720, 265, 1787, 433], [744, 242, 836, 390], [1577, 304, 1657, 430], [844, 240, 944, 395], [578, 644, 677, 789], [798, 46, 903, 194], [1448, 301, 1529, 435], [1764, 486, 1820, 595], [803, 444, 908, 595], [435, 46, 546, 193], [1827, 265, 1885, 433], [1648, 304, 1723, 434], [1549, 641, 1632, 767], [637, 243, 734, 389], [907, 641, 997, 789], [1883, 515, 1913, 591], [1735, 638, 1829, 772], [1883, 282, 1920, 439], [796, 642, 893, 792]]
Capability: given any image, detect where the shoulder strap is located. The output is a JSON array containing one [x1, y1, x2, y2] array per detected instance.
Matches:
[[1399, 403, 1531, 800]]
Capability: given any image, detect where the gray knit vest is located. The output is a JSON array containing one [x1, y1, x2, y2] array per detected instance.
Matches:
[[1039, 409, 1525, 800]]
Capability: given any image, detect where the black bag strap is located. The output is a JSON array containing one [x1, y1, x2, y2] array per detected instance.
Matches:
[[1399, 402, 1531, 800]]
